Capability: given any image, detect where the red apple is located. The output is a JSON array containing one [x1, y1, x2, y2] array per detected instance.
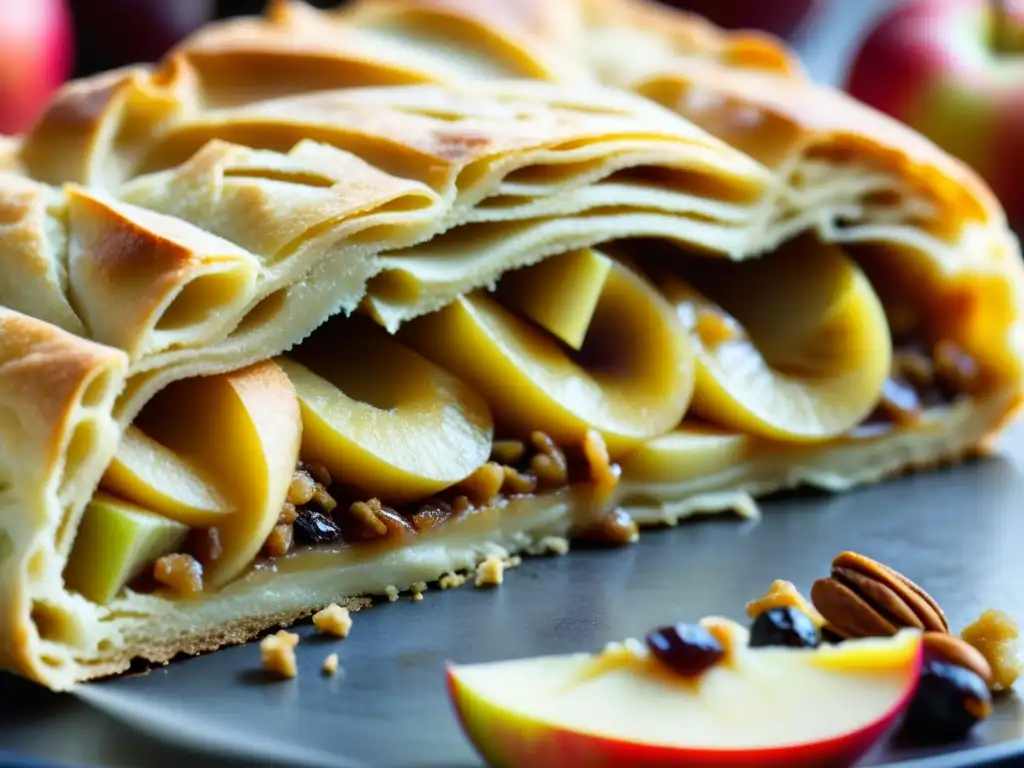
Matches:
[[68, 0, 215, 74], [0, 0, 73, 135], [656, 0, 822, 40], [845, 0, 1024, 228], [447, 619, 923, 768]]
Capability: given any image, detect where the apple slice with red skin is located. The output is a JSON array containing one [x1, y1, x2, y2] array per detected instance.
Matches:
[[447, 620, 923, 768]]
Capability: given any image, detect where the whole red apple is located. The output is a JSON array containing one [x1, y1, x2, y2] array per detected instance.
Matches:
[[846, 0, 1024, 228], [0, 0, 73, 135], [656, 0, 822, 39], [68, 0, 215, 75]]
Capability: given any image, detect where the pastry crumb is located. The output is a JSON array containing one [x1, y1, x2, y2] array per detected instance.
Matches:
[[410, 581, 428, 602], [962, 609, 1022, 691], [260, 630, 300, 679], [322, 653, 339, 676], [475, 555, 505, 587], [384, 584, 400, 602], [439, 571, 468, 590], [528, 535, 570, 557], [313, 603, 352, 638]]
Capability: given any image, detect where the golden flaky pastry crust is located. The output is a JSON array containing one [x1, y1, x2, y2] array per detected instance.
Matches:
[[0, 0, 1022, 690]]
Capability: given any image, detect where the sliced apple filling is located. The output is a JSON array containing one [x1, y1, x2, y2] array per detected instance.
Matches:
[[60, 237, 986, 607]]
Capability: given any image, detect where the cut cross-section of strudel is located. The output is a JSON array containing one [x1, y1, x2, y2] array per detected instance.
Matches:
[[0, 0, 1022, 691]]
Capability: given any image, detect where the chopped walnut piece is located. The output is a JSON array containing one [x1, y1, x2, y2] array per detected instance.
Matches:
[[384, 585, 400, 602], [746, 579, 826, 628], [322, 653, 339, 676], [934, 340, 979, 395], [349, 499, 389, 536], [528, 535, 570, 557], [875, 377, 923, 425], [264, 524, 294, 558], [303, 460, 333, 488], [260, 630, 299, 679], [410, 502, 452, 533], [279, 502, 298, 525], [582, 429, 620, 494], [475, 555, 505, 587], [892, 349, 935, 391], [962, 609, 1022, 691], [529, 431, 568, 488], [312, 485, 337, 513], [345, 498, 416, 542], [501, 465, 538, 495], [313, 603, 352, 638], [153, 554, 203, 596], [287, 470, 316, 506], [491, 439, 526, 465], [451, 495, 473, 516], [574, 508, 639, 547], [439, 571, 468, 590], [459, 462, 504, 506]]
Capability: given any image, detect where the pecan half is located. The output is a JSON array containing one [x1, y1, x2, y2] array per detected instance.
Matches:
[[811, 551, 948, 639]]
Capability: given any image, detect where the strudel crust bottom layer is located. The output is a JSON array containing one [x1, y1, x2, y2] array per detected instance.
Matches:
[[58, 389, 1021, 686]]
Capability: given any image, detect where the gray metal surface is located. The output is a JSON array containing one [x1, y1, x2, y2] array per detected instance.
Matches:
[[3, 425, 1024, 767]]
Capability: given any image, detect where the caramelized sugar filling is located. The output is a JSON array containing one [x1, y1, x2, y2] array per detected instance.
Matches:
[[65, 235, 987, 604]]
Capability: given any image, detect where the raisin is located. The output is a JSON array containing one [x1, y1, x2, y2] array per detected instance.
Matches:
[[901, 656, 992, 743], [292, 508, 342, 544], [645, 623, 724, 678], [749, 607, 820, 649]]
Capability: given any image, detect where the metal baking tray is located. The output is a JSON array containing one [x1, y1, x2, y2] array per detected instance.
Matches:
[[3, 425, 1024, 768]]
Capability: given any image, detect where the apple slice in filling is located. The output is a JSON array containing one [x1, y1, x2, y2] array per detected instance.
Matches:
[[448, 620, 923, 768], [127, 359, 302, 588], [656, 237, 892, 442], [399, 255, 694, 456], [277, 318, 493, 504], [101, 425, 233, 525]]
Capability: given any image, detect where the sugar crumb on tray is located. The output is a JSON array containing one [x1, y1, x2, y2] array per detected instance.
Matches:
[[439, 571, 468, 590], [260, 630, 300, 679], [527, 535, 570, 557], [313, 603, 353, 638], [411, 581, 428, 602], [322, 653, 339, 676]]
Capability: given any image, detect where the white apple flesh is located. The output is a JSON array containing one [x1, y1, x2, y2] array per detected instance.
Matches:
[[448, 621, 922, 768]]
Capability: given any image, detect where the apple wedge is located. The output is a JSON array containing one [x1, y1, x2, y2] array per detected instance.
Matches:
[[497, 249, 612, 350], [63, 493, 190, 605], [131, 360, 301, 588], [447, 621, 922, 768], [101, 424, 233, 526]]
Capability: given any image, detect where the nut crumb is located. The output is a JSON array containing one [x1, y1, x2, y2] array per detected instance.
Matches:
[[260, 630, 299, 679], [475, 555, 505, 587], [962, 609, 1022, 691], [384, 584, 400, 602], [746, 580, 826, 628], [439, 571, 468, 590], [528, 535, 570, 557], [322, 653, 339, 675], [263, 523, 294, 557], [153, 554, 204, 596], [410, 581, 428, 602], [313, 603, 352, 638]]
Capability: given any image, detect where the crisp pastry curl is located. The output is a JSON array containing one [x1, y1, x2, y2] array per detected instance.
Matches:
[[0, 0, 1021, 691]]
